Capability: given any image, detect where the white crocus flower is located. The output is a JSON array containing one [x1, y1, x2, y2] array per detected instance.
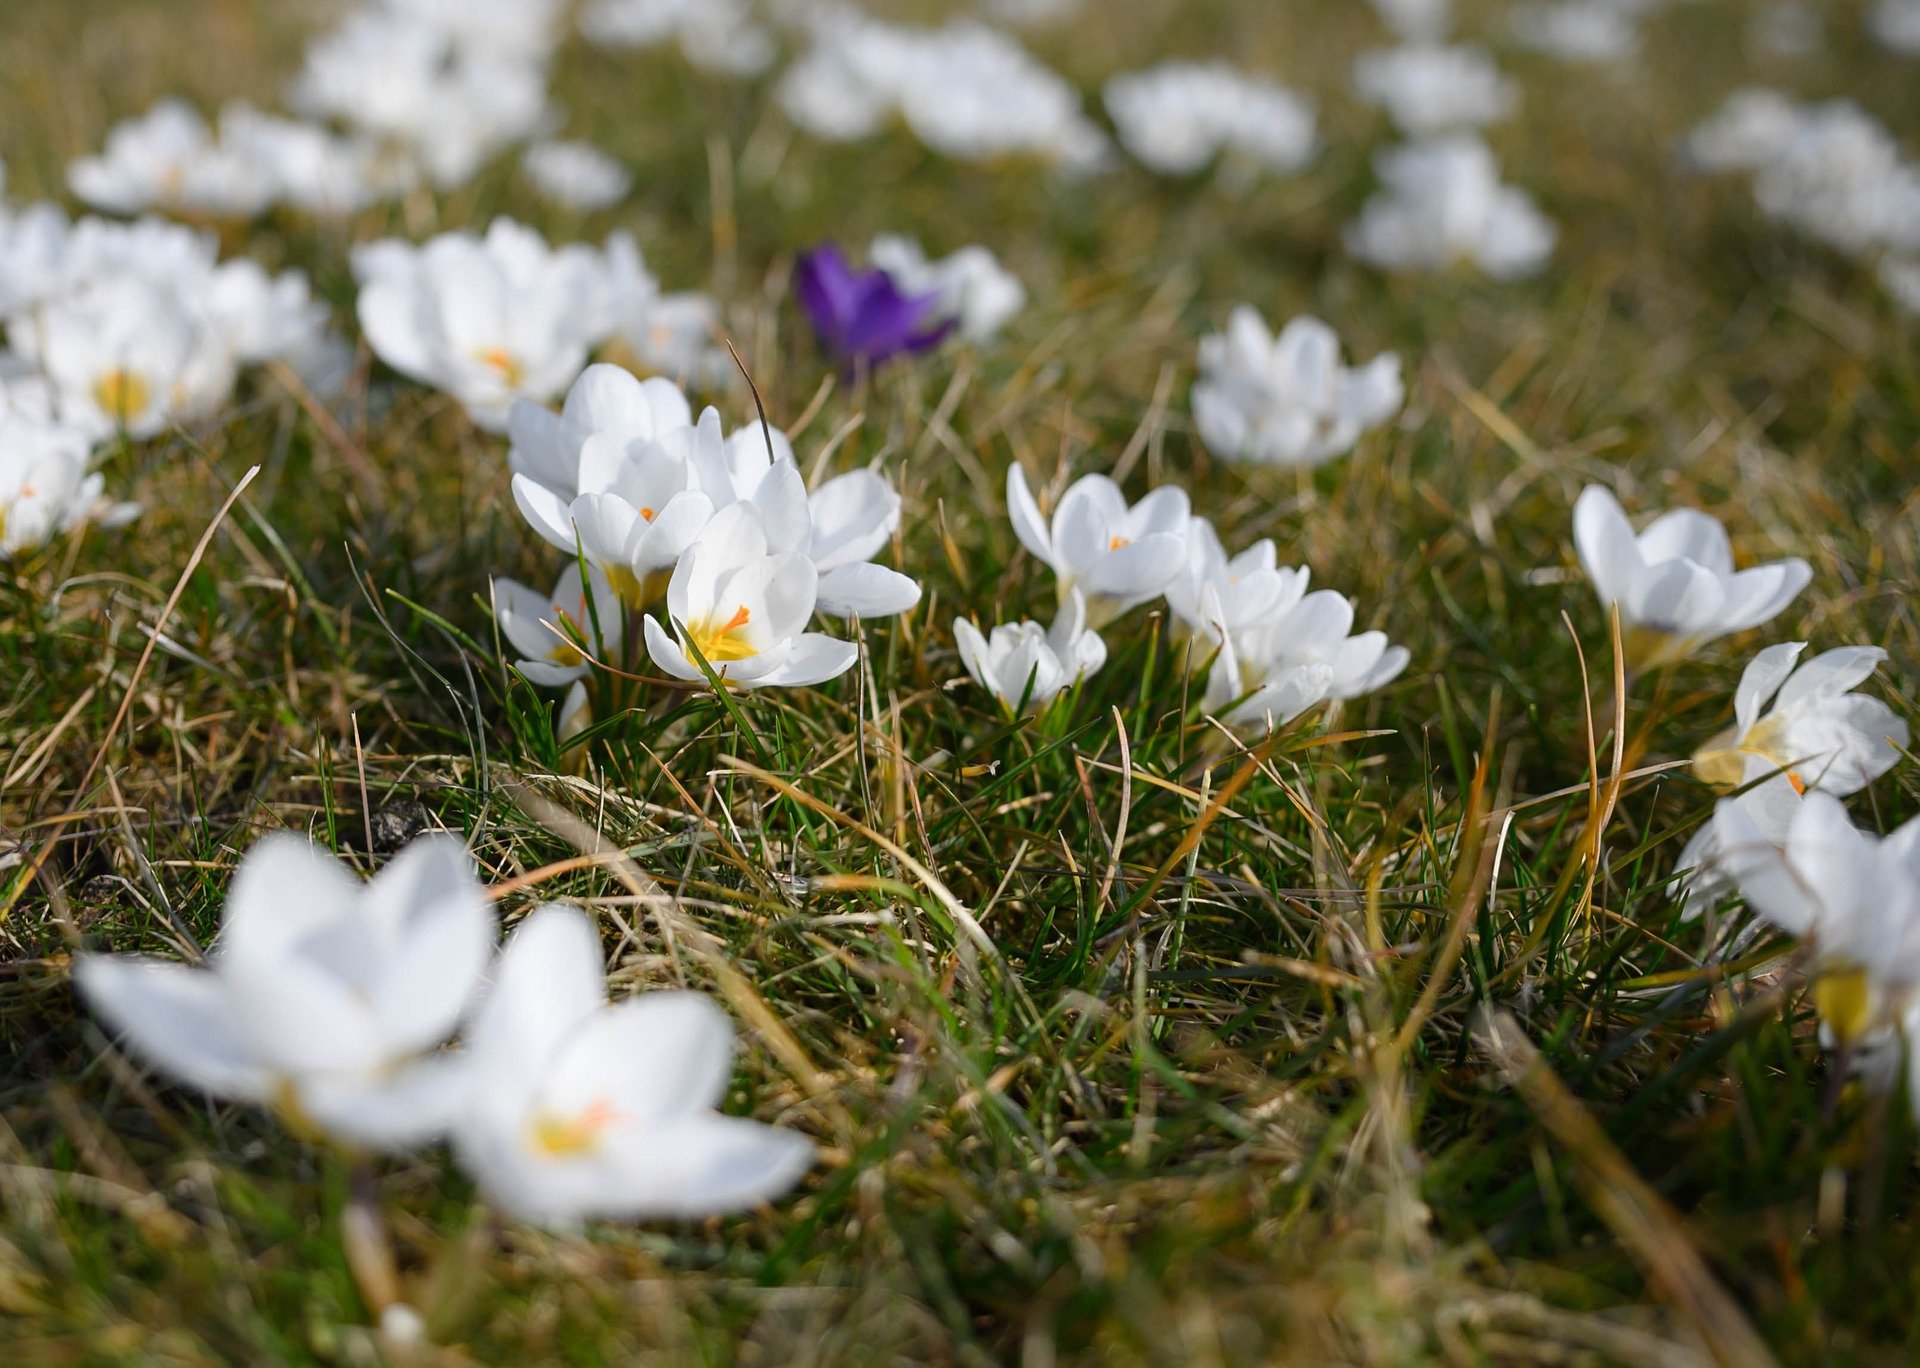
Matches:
[[1346, 136, 1555, 278], [1509, 1, 1641, 63], [354, 220, 604, 431], [1872, 0, 1920, 54], [18, 277, 235, 441], [1571, 485, 1812, 669], [691, 416, 920, 619], [644, 503, 859, 690], [1693, 643, 1908, 796], [494, 563, 626, 687], [1674, 645, 1907, 918], [1205, 589, 1410, 735], [954, 589, 1106, 717], [1164, 519, 1308, 648], [75, 835, 494, 1149], [0, 408, 132, 558], [290, 11, 552, 190], [1192, 309, 1403, 468], [523, 140, 632, 211], [1683, 89, 1805, 175], [1353, 45, 1517, 137], [68, 99, 279, 220], [1716, 792, 1920, 1043], [1103, 63, 1317, 177], [580, 0, 777, 76], [1006, 466, 1189, 628], [448, 904, 815, 1228], [868, 235, 1026, 344]]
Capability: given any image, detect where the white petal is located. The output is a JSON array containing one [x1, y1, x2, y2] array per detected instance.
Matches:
[[1005, 465, 1054, 566], [814, 562, 922, 618], [74, 957, 269, 1101]]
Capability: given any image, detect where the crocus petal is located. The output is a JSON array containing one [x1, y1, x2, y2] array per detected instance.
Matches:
[[814, 562, 922, 618], [595, 1114, 816, 1218], [1571, 485, 1641, 607], [74, 957, 270, 1101], [1733, 642, 1805, 735], [765, 633, 860, 687], [1005, 465, 1055, 566]]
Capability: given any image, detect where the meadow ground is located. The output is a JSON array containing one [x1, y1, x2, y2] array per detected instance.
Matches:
[[3, 0, 1920, 1362]]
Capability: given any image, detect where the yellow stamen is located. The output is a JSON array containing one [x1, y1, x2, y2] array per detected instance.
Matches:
[[686, 603, 757, 664], [1108, 535, 1131, 551], [93, 369, 152, 425], [528, 1098, 623, 1157], [640, 506, 656, 522], [1813, 966, 1877, 1045], [476, 347, 525, 389]]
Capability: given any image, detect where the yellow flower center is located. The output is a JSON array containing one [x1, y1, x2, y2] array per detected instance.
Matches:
[[528, 1098, 623, 1157], [94, 368, 153, 424], [1692, 716, 1805, 793], [604, 564, 672, 611], [476, 347, 525, 389], [686, 603, 757, 664], [1812, 965, 1877, 1045], [1108, 535, 1131, 551]]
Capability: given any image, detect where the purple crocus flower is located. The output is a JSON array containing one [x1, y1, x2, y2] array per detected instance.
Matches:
[[794, 244, 955, 369]]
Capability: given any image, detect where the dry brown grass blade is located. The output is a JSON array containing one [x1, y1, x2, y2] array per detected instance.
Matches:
[[1474, 1008, 1779, 1368]]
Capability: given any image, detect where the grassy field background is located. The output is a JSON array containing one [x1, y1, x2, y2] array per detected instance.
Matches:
[[3, 0, 1919, 1361]]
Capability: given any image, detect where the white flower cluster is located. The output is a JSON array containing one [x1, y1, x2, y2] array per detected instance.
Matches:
[[777, 15, 1109, 172], [1870, 0, 1920, 55], [1353, 44, 1517, 138], [522, 141, 633, 212], [0, 193, 351, 556], [1346, 136, 1556, 277], [497, 363, 919, 722], [353, 219, 729, 430], [289, 0, 561, 192], [1342, 4, 1552, 278], [69, 100, 405, 219], [77, 834, 815, 1228], [1686, 91, 1920, 314], [580, 0, 777, 76], [956, 464, 1408, 728], [1102, 63, 1317, 178], [1567, 489, 1914, 1085], [1191, 308, 1403, 469], [1509, 0, 1645, 64]]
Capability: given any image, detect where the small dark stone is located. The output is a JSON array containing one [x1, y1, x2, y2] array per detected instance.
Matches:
[[79, 874, 122, 907], [368, 800, 432, 853]]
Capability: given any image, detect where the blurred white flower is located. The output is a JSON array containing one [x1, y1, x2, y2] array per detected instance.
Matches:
[[1353, 45, 1516, 137], [447, 904, 814, 1228], [580, 0, 777, 76], [592, 234, 732, 387], [354, 220, 604, 430], [1509, 1, 1641, 63], [954, 588, 1106, 716], [1884, 257, 1920, 314], [0, 202, 75, 320], [0, 407, 132, 558], [290, 11, 551, 189], [1750, 102, 1920, 257], [1750, 2, 1822, 58], [221, 105, 402, 215], [494, 563, 627, 687], [1205, 588, 1409, 735], [69, 99, 279, 219], [1715, 791, 1920, 1042], [644, 502, 860, 689], [76, 835, 495, 1149], [523, 141, 632, 211], [1346, 136, 1556, 277], [1370, 0, 1453, 42], [1192, 308, 1403, 467], [202, 259, 341, 383], [1164, 518, 1308, 648], [1103, 63, 1316, 177], [1683, 89, 1804, 174], [16, 276, 235, 440], [1571, 485, 1811, 669], [1005, 466, 1189, 628], [1869, 0, 1920, 54], [380, 0, 565, 61], [778, 17, 1108, 171], [867, 235, 1025, 344]]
